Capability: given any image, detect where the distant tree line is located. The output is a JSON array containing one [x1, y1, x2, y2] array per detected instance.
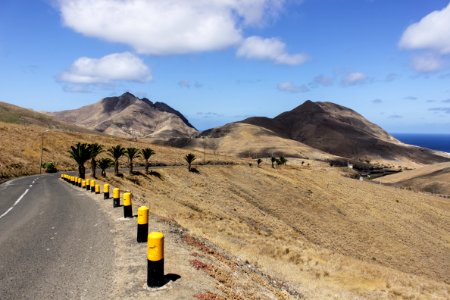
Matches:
[[68, 142, 198, 178]]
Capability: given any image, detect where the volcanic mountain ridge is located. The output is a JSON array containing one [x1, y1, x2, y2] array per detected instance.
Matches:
[[49, 92, 197, 140]]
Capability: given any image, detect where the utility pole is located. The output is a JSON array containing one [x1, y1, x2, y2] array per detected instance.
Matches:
[[39, 129, 49, 174]]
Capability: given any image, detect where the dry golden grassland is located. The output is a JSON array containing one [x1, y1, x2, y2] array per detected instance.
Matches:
[[100, 162, 450, 299], [377, 162, 450, 196], [3, 121, 450, 298], [0, 122, 233, 180]]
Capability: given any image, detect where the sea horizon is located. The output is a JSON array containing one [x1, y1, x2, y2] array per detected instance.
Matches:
[[392, 133, 450, 153]]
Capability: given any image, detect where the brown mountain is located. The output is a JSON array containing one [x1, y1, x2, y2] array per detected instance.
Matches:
[[237, 100, 449, 164], [49, 92, 197, 139], [0, 101, 92, 133]]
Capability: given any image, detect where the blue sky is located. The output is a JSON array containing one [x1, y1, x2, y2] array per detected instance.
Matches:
[[1, 0, 449, 133]]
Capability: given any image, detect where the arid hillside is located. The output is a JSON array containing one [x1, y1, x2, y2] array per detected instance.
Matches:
[[2, 119, 450, 298], [0, 101, 91, 133], [102, 161, 450, 299], [376, 162, 450, 195], [48, 92, 197, 139], [0, 121, 230, 180], [173, 122, 335, 160], [241, 100, 449, 165]]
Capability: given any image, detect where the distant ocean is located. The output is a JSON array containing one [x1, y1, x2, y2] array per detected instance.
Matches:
[[393, 133, 450, 153]]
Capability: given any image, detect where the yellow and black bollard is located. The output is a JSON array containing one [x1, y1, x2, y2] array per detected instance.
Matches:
[[85, 179, 90, 191], [78, 178, 82, 187], [90, 179, 95, 193], [137, 206, 149, 243], [104, 184, 110, 200], [147, 232, 164, 287], [95, 184, 100, 194], [82, 180, 86, 189], [123, 192, 132, 218], [113, 188, 120, 208]]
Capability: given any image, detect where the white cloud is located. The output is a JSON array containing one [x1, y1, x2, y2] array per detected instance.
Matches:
[[399, 3, 450, 54], [237, 36, 308, 65], [57, 0, 285, 55], [312, 74, 334, 87], [277, 81, 309, 93], [341, 72, 367, 86], [60, 52, 151, 84], [412, 53, 443, 73], [372, 98, 383, 104]]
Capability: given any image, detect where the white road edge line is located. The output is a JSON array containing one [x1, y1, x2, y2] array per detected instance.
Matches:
[[14, 189, 30, 206], [0, 188, 30, 220], [0, 207, 14, 219]]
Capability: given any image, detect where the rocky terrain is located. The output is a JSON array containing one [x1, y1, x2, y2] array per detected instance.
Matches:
[[1, 100, 450, 298], [239, 100, 449, 165], [48, 92, 197, 140]]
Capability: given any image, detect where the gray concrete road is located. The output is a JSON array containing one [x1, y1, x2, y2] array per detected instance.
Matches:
[[0, 173, 114, 299]]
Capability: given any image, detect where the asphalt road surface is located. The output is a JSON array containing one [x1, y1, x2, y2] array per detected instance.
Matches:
[[0, 173, 114, 299]]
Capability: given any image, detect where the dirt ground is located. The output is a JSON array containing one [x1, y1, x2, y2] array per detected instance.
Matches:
[[69, 176, 303, 299]]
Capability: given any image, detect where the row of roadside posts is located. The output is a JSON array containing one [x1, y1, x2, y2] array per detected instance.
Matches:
[[60, 174, 165, 288]]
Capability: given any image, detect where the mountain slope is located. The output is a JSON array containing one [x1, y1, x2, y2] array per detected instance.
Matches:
[[0, 101, 91, 133], [241, 100, 449, 164], [195, 122, 334, 160], [376, 162, 450, 195], [49, 92, 197, 139]]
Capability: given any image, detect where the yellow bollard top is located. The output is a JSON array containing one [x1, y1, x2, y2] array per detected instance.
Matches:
[[113, 188, 120, 198], [103, 183, 109, 193], [81, 180, 85, 187], [90, 179, 95, 187], [78, 178, 82, 184], [86, 179, 90, 185], [147, 232, 164, 261], [123, 192, 132, 206], [95, 184, 100, 192], [137, 206, 149, 225]]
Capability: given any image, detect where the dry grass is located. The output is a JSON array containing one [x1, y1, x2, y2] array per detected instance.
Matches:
[[192, 123, 335, 160], [3, 121, 450, 298], [103, 163, 450, 299], [376, 162, 450, 196], [0, 122, 235, 180]]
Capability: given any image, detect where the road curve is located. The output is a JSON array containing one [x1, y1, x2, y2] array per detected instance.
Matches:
[[0, 173, 114, 299]]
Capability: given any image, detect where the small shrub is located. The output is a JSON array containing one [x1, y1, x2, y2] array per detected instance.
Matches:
[[42, 162, 57, 173]]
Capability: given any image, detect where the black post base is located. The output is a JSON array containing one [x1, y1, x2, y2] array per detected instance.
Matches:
[[124, 205, 132, 218], [90, 187, 94, 193], [95, 191, 100, 194], [104, 192, 109, 200], [137, 223, 148, 243], [113, 198, 120, 208], [147, 259, 164, 288]]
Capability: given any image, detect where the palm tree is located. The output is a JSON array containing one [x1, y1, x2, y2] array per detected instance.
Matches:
[[108, 145, 126, 176], [142, 148, 155, 174], [68, 142, 91, 179], [277, 156, 287, 166], [98, 158, 113, 177], [89, 143, 104, 178], [256, 158, 262, 167], [185, 153, 196, 171], [271, 156, 276, 168], [125, 147, 140, 174]]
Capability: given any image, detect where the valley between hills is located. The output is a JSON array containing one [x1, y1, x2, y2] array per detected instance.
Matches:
[[1, 94, 449, 299]]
